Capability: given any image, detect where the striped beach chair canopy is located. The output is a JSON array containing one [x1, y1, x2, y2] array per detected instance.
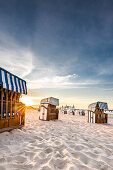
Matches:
[[0, 67, 27, 95], [40, 97, 59, 106], [88, 101, 108, 112]]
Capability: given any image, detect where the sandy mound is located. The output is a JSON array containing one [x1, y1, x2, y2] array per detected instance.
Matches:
[[0, 109, 113, 170]]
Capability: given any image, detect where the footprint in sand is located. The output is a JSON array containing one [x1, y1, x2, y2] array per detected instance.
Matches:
[[50, 158, 67, 169], [71, 151, 80, 159], [55, 153, 63, 158], [24, 151, 35, 160], [79, 152, 90, 165], [88, 159, 109, 169], [38, 151, 46, 158], [75, 163, 90, 170], [28, 139, 37, 144], [72, 151, 90, 165], [14, 155, 27, 164], [40, 166, 52, 170], [9, 163, 33, 170], [74, 144, 86, 151], [0, 165, 6, 170], [54, 150, 66, 159], [34, 136, 43, 141], [6, 156, 13, 162], [101, 156, 113, 167], [54, 141, 62, 146], [0, 157, 6, 164], [69, 166, 77, 170], [34, 154, 51, 166], [85, 151, 99, 159], [105, 144, 113, 150], [93, 148, 101, 155], [36, 143, 46, 148], [45, 148, 53, 154], [69, 144, 76, 149]]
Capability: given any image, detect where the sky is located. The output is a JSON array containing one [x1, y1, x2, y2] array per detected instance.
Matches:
[[0, 0, 113, 108]]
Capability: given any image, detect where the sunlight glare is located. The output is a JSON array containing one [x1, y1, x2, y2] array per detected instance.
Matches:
[[21, 97, 33, 106]]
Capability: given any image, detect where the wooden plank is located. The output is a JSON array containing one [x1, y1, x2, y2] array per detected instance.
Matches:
[[10, 91, 13, 118], [91, 111, 92, 123], [6, 90, 8, 119], [1, 87, 3, 119], [88, 110, 89, 122], [95, 110, 97, 123], [21, 108, 25, 125], [89, 111, 91, 123], [93, 113, 95, 123], [8, 117, 20, 127], [0, 125, 24, 133], [47, 107, 49, 121], [0, 119, 8, 129], [105, 114, 108, 123], [56, 109, 59, 119], [14, 92, 16, 116]]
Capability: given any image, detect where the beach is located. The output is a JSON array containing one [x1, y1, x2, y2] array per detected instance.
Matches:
[[0, 109, 113, 170]]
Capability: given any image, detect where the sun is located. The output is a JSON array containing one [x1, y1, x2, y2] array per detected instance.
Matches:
[[21, 97, 33, 106]]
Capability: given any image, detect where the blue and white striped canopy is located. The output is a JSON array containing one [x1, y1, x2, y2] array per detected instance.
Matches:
[[88, 101, 108, 111], [0, 67, 27, 95]]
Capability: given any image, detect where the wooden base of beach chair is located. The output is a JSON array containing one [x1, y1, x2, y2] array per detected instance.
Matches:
[[0, 124, 24, 133], [40, 104, 59, 121], [88, 109, 108, 123]]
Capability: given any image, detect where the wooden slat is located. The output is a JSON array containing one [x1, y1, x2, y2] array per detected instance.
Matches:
[[14, 92, 16, 116], [47, 107, 49, 121], [1, 87, 3, 119], [10, 91, 13, 118], [6, 90, 8, 119], [0, 125, 24, 133]]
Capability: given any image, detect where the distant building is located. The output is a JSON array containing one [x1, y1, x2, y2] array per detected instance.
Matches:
[[61, 106, 75, 115]]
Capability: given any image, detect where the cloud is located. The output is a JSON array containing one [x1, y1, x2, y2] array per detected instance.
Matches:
[[97, 66, 113, 76], [0, 30, 113, 91], [103, 88, 113, 91], [94, 56, 113, 76], [27, 75, 112, 89], [0, 31, 80, 89], [27, 73, 79, 89], [0, 31, 34, 78]]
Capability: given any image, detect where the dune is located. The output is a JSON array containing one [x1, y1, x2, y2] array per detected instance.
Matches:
[[0, 109, 113, 170]]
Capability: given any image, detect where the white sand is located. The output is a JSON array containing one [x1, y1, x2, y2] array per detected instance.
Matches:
[[0, 109, 113, 170]]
